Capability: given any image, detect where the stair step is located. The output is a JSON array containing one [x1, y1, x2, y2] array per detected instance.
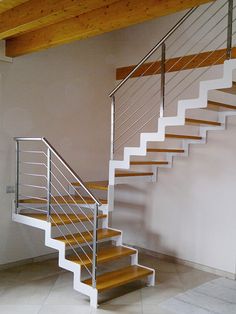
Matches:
[[19, 195, 107, 205], [207, 100, 236, 111], [55, 228, 121, 246], [72, 181, 108, 191], [21, 213, 106, 226], [83, 265, 153, 292], [115, 171, 153, 177], [166, 133, 202, 140], [68, 246, 136, 267], [147, 148, 185, 153], [185, 118, 221, 126], [130, 161, 168, 165], [217, 81, 236, 95]]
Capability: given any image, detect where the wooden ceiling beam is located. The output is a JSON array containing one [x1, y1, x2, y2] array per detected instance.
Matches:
[[0, 0, 118, 39], [0, 0, 28, 14], [6, 0, 214, 57]]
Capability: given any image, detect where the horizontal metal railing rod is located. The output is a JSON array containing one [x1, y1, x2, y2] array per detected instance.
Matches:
[[15, 137, 43, 141], [19, 194, 48, 202], [21, 172, 47, 178], [109, 7, 197, 97], [18, 204, 48, 213], [20, 150, 46, 154], [20, 183, 46, 190], [22, 162, 46, 166]]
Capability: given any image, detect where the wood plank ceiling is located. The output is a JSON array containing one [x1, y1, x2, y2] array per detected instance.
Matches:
[[0, 0, 214, 57]]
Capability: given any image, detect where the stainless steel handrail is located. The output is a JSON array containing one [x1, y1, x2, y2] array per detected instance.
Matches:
[[109, 0, 234, 158], [14, 137, 100, 289], [109, 7, 197, 97]]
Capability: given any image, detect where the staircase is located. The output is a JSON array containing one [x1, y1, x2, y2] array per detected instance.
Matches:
[[12, 0, 235, 309]]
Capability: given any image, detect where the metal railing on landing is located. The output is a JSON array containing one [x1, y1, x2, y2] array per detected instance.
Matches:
[[109, 0, 236, 160], [14, 137, 102, 289]]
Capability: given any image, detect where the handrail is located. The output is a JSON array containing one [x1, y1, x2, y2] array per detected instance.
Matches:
[[109, 7, 198, 97], [14, 136, 100, 288], [14, 137, 101, 206]]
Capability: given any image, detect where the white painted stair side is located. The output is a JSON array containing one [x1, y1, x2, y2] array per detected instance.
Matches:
[[109, 60, 236, 188]]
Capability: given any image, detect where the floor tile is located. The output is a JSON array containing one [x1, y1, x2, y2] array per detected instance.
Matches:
[[142, 304, 175, 314], [141, 285, 184, 305], [0, 305, 41, 314], [93, 304, 142, 314], [44, 273, 89, 305], [0, 276, 57, 305], [38, 304, 92, 314], [177, 268, 218, 290]]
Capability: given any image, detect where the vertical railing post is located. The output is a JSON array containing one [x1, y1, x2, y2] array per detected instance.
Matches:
[[226, 0, 233, 60], [110, 95, 116, 160], [160, 43, 166, 118], [15, 140, 20, 214], [92, 203, 98, 288], [46, 148, 51, 221]]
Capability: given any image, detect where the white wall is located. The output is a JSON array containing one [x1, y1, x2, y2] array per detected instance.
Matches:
[[111, 5, 236, 276], [0, 34, 116, 265]]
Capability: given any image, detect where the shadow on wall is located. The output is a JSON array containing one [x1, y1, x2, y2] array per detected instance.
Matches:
[[111, 182, 176, 259]]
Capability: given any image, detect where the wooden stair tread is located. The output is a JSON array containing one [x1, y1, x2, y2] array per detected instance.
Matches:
[[115, 171, 153, 177], [68, 246, 136, 267], [207, 100, 236, 111], [21, 213, 106, 226], [147, 148, 184, 153], [19, 195, 107, 205], [217, 81, 236, 95], [83, 265, 153, 292], [185, 118, 221, 126], [55, 228, 121, 246], [130, 161, 168, 165], [72, 181, 108, 191], [166, 133, 202, 140]]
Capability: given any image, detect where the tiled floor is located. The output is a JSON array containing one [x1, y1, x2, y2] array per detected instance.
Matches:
[[0, 253, 219, 314]]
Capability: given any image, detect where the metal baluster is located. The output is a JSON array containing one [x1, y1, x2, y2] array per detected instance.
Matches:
[[92, 204, 98, 288], [227, 0, 233, 59], [110, 95, 116, 160], [160, 43, 166, 118], [47, 148, 51, 221], [15, 140, 20, 214]]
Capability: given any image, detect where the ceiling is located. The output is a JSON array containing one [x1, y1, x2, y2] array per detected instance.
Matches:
[[0, 0, 214, 58]]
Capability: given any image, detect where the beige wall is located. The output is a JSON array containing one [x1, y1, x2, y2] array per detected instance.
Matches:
[[0, 34, 115, 264]]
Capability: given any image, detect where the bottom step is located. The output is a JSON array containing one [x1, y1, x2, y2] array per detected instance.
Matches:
[[83, 265, 153, 292]]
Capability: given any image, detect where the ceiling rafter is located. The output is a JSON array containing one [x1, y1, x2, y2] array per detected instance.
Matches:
[[0, 0, 118, 39], [0, 0, 28, 14], [1, 0, 214, 57]]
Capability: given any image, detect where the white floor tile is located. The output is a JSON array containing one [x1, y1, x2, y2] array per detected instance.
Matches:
[[38, 305, 92, 314], [0, 305, 41, 314]]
